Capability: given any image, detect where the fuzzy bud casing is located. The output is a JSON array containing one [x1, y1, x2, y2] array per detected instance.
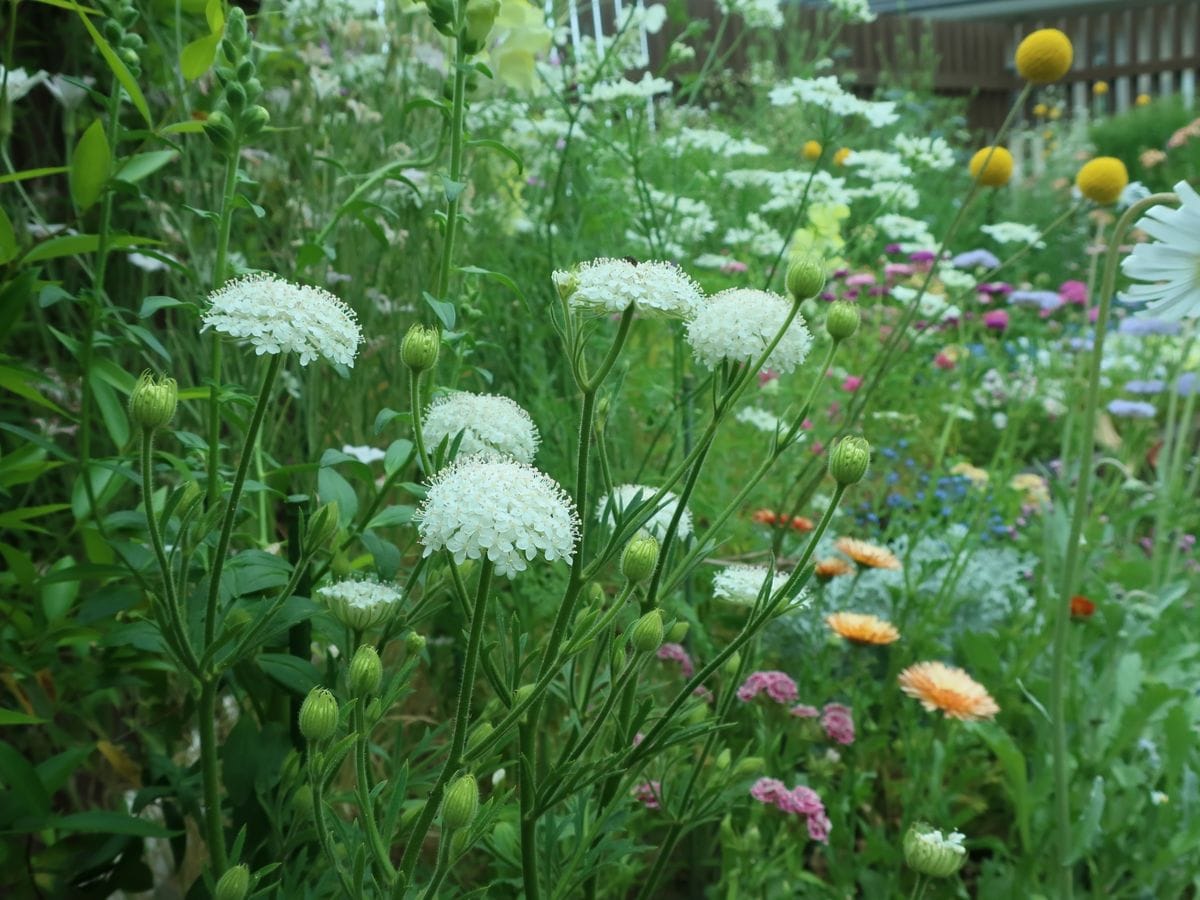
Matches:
[[401, 323, 440, 372], [825, 301, 860, 341], [214, 864, 250, 900], [629, 610, 664, 654], [785, 256, 826, 301], [828, 435, 871, 486], [620, 533, 659, 583], [129, 371, 178, 431], [203, 110, 236, 155], [348, 645, 383, 698], [298, 687, 340, 742], [442, 774, 480, 830]]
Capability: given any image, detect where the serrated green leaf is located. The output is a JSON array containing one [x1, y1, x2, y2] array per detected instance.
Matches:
[[70, 118, 111, 210]]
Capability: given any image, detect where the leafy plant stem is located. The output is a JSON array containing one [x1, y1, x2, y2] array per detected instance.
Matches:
[[206, 152, 242, 507]]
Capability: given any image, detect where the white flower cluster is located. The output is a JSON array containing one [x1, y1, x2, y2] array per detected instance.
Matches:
[[423, 392, 540, 464], [725, 169, 851, 213], [846, 181, 921, 211], [893, 134, 956, 171], [623, 185, 718, 258], [202, 273, 364, 367], [585, 73, 673, 104], [664, 127, 769, 158], [317, 579, 403, 630], [717, 0, 783, 29], [980, 222, 1046, 248], [912, 828, 967, 855], [735, 405, 782, 433], [876, 214, 935, 245], [713, 564, 792, 605], [768, 77, 898, 127], [828, 0, 876, 22], [687, 289, 813, 373], [554, 257, 704, 319], [416, 456, 580, 578], [723, 213, 786, 258], [844, 149, 912, 181], [598, 484, 693, 541]]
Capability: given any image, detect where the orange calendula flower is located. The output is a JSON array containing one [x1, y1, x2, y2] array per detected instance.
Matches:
[[835, 537, 901, 570], [898, 661, 999, 722], [826, 612, 900, 645], [1070, 595, 1096, 617], [814, 558, 853, 580], [790, 515, 815, 532]]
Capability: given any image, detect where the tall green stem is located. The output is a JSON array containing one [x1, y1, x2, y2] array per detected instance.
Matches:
[[198, 679, 227, 874], [354, 698, 398, 887], [1052, 191, 1177, 899], [435, 38, 469, 302], [206, 153, 242, 507]]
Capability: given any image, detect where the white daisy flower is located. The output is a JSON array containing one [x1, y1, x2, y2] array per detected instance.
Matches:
[[686, 289, 813, 373], [416, 456, 579, 578], [712, 564, 791, 605], [317, 579, 403, 630], [597, 484, 693, 541], [422, 392, 540, 464], [553, 257, 703, 319], [202, 273, 364, 367], [1119, 180, 1200, 319]]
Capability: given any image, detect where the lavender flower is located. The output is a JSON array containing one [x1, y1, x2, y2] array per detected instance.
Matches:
[[1106, 399, 1156, 418]]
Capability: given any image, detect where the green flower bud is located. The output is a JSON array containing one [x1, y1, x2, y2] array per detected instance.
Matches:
[[120, 32, 144, 52], [903, 822, 967, 878], [304, 501, 340, 552], [214, 864, 250, 900], [441, 774, 479, 831], [102, 20, 122, 42], [224, 81, 247, 113], [461, 0, 500, 54], [298, 687, 339, 742], [514, 684, 535, 708], [290, 784, 314, 820], [722, 651, 741, 679], [732, 756, 764, 777], [203, 110, 236, 155], [620, 532, 659, 583], [401, 323, 440, 373], [225, 7, 249, 47], [348, 645, 383, 698], [178, 479, 204, 515], [242, 77, 263, 102], [118, 6, 139, 28], [825, 300, 861, 342], [119, 48, 140, 70], [405, 631, 427, 656], [236, 59, 256, 82], [129, 371, 178, 431], [828, 435, 871, 486], [665, 621, 689, 643], [224, 608, 252, 634], [786, 256, 826, 301], [715, 748, 731, 770], [611, 644, 626, 672], [241, 104, 270, 137], [586, 582, 605, 605], [629, 610, 664, 654], [467, 722, 494, 752], [426, 0, 457, 35]]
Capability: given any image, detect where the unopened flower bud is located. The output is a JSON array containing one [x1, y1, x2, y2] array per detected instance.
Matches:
[[298, 687, 339, 742], [401, 323, 440, 372], [620, 533, 659, 583], [241, 104, 270, 137], [214, 864, 250, 900], [828, 435, 871, 486], [348, 645, 383, 698], [305, 502, 340, 551], [514, 683, 535, 708], [236, 59, 255, 82], [242, 77, 263, 102], [461, 0, 500, 54], [587, 583, 605, 605], [629, 610, 664, 654], [441, 774, 479, 830], [425, 0, 457, 35], [203, 110, 236, 155], [786, 256, 826, 301], [290, 784, 314, 819], [732, 756, 764, 777], [665, 621, 688, 643], [224, 80, 247, 112], [903, 822, 968, 878], [178, 479, 203, 514], [224, 608, 252, 634], [467, 722, 494, 752], [129, 371, 178, 431], [722, 651, 741, 679], [715, 748, 731, 770], [825, 301, 860, 342], [225, 7, 249, 48], [611, 645, 627, 672], [405, 631, 427, 656]]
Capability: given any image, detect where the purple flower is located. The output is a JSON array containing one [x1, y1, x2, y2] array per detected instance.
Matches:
[[737, 670, 799, 704], [1009, 289, 1063, 312], [1058, 280, 1088, 304], [884, 243, 902, 254], [952, 248, 1000, 269], [1118, 317, 1182, 336], [1124, 379, 1165, 395], [1176, 373, 1198, 396], [909, 250, 937, 263], [790, 703, 820, 718], [983, 310, 1009, 331], [821, 703, 855, 745], [977, 282, 1013, 296], [1106, 399, 1156, 418], [657, 643, 694, 678]]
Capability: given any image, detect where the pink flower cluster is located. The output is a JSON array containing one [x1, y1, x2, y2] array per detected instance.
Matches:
[[821, 703, 855, 745], [750, 777, 831, 843], [657, 642, 694, 678], [737, 670, 799, 705], [633, 781, 662, 809]]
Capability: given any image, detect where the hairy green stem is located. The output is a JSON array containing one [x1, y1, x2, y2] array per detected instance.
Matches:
[[206, 153, 242, 507], [435, 38, 469, 302], [308, 750, 357, 897], [354, 698, 398, 887], [198, 680, 227, 874]]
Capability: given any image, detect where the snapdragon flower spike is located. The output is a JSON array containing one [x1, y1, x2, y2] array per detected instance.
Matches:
[[423, 391, 540, 464]]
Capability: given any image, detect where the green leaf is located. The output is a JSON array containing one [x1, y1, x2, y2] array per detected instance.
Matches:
[[70, 118, 111, 210], [20, 233, 160, 264], [139, 295, 187, 317], [158, 120, 205, 135], [384, 439, 414, 476], [0, 205, 16, 264], [0, 740, 51, 822], [0, 365, 68, 415], [422, 291, 456, 330], [114, 150, 178, 184], [0, 165, 69, 185], [441, 176, 467, 203], [1066, 776, 1105, 864], [969, 722, 1031, 851], [458, 265, 526, 302], [181, 32, 222, 80], [0, 709, 46, 726], [257, 653, 321, 695], [75, 3, 152, 127], [317, 465, 359, 528], [88, 372, 130, 448], [204, 0, 225, 32], [52, 810, 176, 838], [465, 138, 523, 174], [366, 505, 413, 530]]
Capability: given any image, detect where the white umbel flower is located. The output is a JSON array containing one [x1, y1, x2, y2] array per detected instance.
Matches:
[[416, 456, 579, 578], [1119, 180, 1200, 319], [202, 273, 364, 367], [713, 564, 791, 605], [553, 258, 703, 319], [597, 484, 693, 541], [686, 289, 813, 373], [317, 579, 403, 630], [423, 392, 540, 464]]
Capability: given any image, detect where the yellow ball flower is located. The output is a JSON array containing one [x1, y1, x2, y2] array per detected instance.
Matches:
[[1075, 156, 1129, 205], [802, 140, 822, 161], [1048, 106, 1062, 120], [833, 147, 851, 166], [1136, 93, 1151, 106], [1033, 102, 1048, 117], [968, 146, 1013, 187], [1015, 28, 1073, 83], [1092, 80, 1109, 96]]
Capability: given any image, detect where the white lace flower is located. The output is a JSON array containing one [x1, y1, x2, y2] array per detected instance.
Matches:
[[553, 257, 703, 319], [317, 579, 403, 630], [202, 273, 363, 367], [597, 484, 693, 541], [664, 127, 769, 157], [716, 0, 783, 29], [1118, 180, 1200, 319], [686, 289, 813, 373], [416, 456, 579, 577], [828, 0, 876, 22], [585, 74, 673, 103], [893, 134, 955, 171], [713, 564, 791, 605], [980, 222, 1046, 248], [423, 392, 540, 464], [735, 406, 781, 433], [768, 76, 898, 127]]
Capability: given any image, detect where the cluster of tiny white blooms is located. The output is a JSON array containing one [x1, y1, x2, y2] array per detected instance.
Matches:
[[713, 564, 792, 605], [876, 214, 936, 245], [724, 213, 786, 258], [553, 258, 704, 319], [202, 274, 364, 367], [664, 127, 769, 157], [914, 828, 967, 855], [416, 456, 580, 578], [768, 77, 898, 127], [716, 0, 783, 29], [725, 169, 852, 212], [317, 579, 403, 629], [938, 268, 977, 293], [844, 150, 913, 181], [981, 222, 1046, 248], [597, 484, 693, 541], [687, 289, 813, 374], [735, 406, 782, 433], [828, 0, 876, 22], [585, 73, 673, 104], [423, 392, 540, 464], [845, 181, 920, 211], [1119, 180, 1200, 319], [623, 186, 718, 259], [893, 134, 955, 170]]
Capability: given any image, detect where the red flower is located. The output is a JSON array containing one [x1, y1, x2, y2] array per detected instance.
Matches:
[[1069, 595, 1095, 617]]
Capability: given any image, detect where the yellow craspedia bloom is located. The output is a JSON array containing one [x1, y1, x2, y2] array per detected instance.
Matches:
[[1015, 28, 1073, 84], [1048, 106, 1062, 120], [1042, 129, 1054, 140], [1092, 80, 1109, 96], [833, 147, 851, 166], [1136, 93, 1151, 106], [968, 146, 1013, 187], [1033, 102, 1048, 117], [803, 140, 822, 161], [1076, 156, 1129, 205]]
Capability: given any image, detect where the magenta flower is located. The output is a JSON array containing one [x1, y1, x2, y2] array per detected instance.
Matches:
[[790, 703, 820, 718], [737, 670, 799, 704], [657, 642, 695, 678], [821, 703, 855, 745], [841, 375, 863, 392], [633, 781, 663, 809], [806, 811, 832, 843], [749, 778, 831, 844], [1058, 280, 1088, 305], [721, 259, 749, 274], [983, 310, 1009, 331]]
